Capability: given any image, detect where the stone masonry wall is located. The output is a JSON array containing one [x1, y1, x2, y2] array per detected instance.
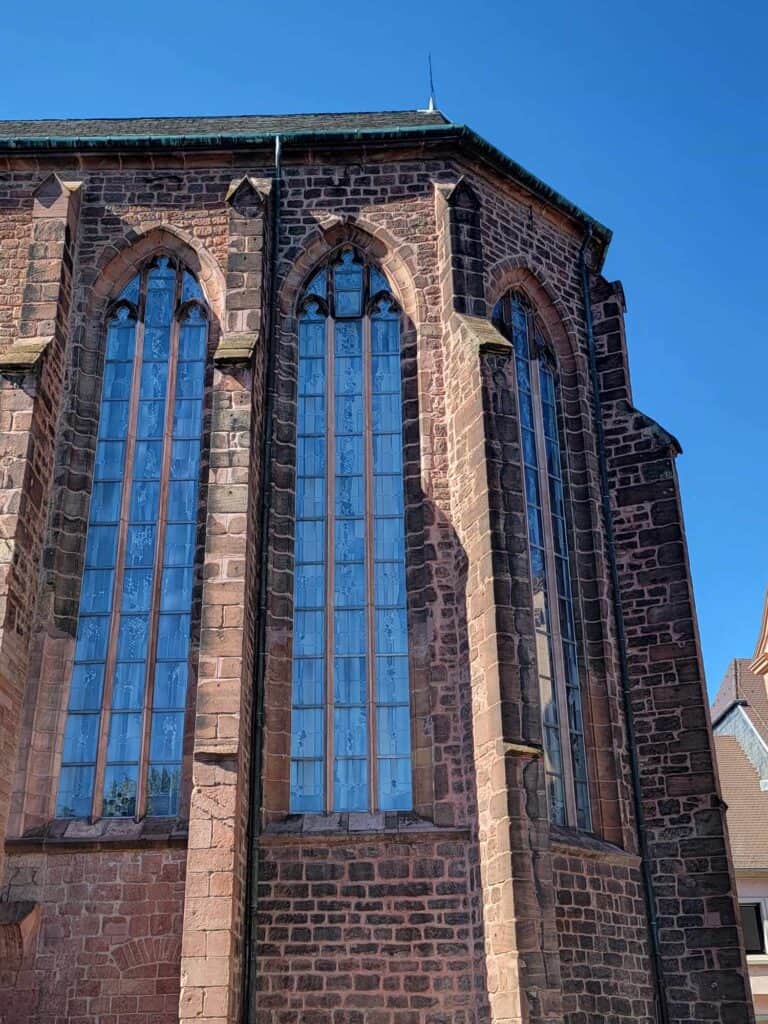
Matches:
[[0, 845, 186, 1024]]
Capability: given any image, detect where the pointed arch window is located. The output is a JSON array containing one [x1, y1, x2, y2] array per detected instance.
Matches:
[[494, 291, 591, 830], [290, 249, 413, 814], [56, 256, 207, 820]]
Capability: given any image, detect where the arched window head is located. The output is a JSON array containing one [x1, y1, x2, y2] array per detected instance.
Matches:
[[493, 291, 591, 830], [291, 247, 412, 814], [57, 256, 208, 820]]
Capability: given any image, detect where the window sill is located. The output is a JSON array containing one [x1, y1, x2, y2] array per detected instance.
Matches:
[[5, 816, 188, 852], [549, 823, 640, 866], [262, 811, 470, 843]]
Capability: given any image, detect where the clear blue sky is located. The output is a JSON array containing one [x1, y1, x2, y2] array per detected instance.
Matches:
[[3, 0, 766, 697]]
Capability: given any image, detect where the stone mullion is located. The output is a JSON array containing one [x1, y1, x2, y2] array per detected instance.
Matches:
[[179, 176, 270, 1024]]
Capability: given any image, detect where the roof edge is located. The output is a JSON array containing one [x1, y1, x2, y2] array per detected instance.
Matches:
[[0, 121, 612, 260]]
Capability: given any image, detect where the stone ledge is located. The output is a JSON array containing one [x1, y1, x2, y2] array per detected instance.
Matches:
[[5, 816, 188, 852], [550, 824, 641, 866], [0, 335, 53, 374], [213, 331, 258, 365], [0, 901, 40, 969], [455, 313, 512, 353], [262, 812, 471, 844], [194, 737, 239, 759]]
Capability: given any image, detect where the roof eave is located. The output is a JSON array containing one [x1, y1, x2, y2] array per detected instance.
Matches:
[[0, 121, 612, 265]]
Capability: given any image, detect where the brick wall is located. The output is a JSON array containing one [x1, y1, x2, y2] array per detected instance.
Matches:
[[0, 845, 186, 1024]]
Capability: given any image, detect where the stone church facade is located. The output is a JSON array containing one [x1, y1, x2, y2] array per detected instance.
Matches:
[[0, 110, 753, 1023]]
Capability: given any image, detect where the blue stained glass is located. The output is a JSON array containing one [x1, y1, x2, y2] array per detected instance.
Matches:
[[335, 518, 365, 562], [179, 323, 207, 362], [171, 440, 201, 479], [130, 480, 160, 523], [298, 358, 325, 396], [107, 711, 142, 762], [334, 561, 365, 607], [106, 320, 136, 361], [94, 441, 125, 481], [85, 525, 118, 569], [375, 608, 408, 655], [90, 481, 122, 523], [156, 614, 190, 660], [167, 481, 198, 522], [144, 327, 170, 361], [75, 615, 110, 662], [335, 357, 362, 396], [335, 435, 363, 475], [333, 758, 367, 811], [371, 313, 399, 353], [335, 476, 364, 517], [304, 269, 327, 300], [117, 615, 150, 660], [147, 763, 182, 816], [56, 765, 95, 817], [374, 517, 405, 560], [125, 525, 156, 567], [119, 275, 140, 305], [335, 395, 363, 435], [376, 656, 409, 704], [292, 658, 324, 706], [334, 707, 367, 756], [374, 475, 404, 515], [297, 437, 325, 475], [102, 362, 133, 400], [376, 705, 411, 757], [80, 570, 113, 614], [372, 356, 400, 393], [522, 427, 537, 467], [140, 360, 168, 399], [100, 402, 130, 439], [296, 478, 325, 519], [175, 360, 205, 399], [290, 760, 323, 812], [121, 569, 154, 613], [154, 661, 189, 709], [299, 396, 325, 435], [374, 562, 406, 607], [102, 765, 138, 817], [334, 320, 362, 356], [150, 711, 184, 761], [525, 466, 540, 508], [161, 567, 194, 611], [295, 520, 324, 563], [112, 662, 146, 710], [333, 657, 366, 704], [69, 663, 105, 710], [62, 713, 100, 763], [134, 441, 164, 480], [336, 290, 362, 318], [334, 609, 366, 655], [137, 400, 166, 439], [372, 394, 401, 432], [295, 563, 324, 609], [370, 267, 390, 296], [298, 319, 325, 357], [182, 271, 203, 304], [173, 400, 203, 438], [291, 707, 324, 758], [373, 435, 402, 474], [294, 610, 324, 657], [164, 523, 196, 566], [377, 758, 412, 811]]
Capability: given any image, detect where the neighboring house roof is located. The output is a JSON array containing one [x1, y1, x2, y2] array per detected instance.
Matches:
[[715, 734, 768, 870], [0, 108, 612, 262], [712, 658, 768, 745]]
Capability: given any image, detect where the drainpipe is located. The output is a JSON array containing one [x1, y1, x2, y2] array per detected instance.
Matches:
[[242, 133, 282, 1022], [579, 226, 670, 1024]]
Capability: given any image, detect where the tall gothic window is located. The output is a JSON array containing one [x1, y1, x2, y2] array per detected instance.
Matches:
[[56, 256, 207, 820], [494, 291, 591, 830], [290, 248, 412, 814]]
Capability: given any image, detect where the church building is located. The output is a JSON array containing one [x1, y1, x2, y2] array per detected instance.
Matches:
[[0, 109, 754, 1023]]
